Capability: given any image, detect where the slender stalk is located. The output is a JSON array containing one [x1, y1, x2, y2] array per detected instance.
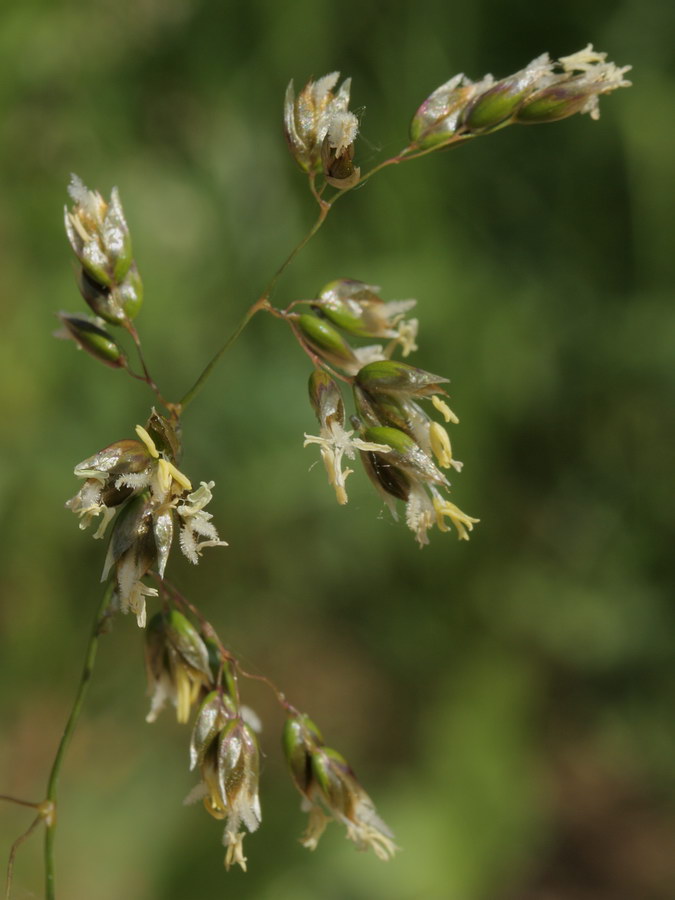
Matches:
[[176, 133, 448, 414], [158, 577, 296, 715], [43, 583, 113, 900], [6, 815, 41, 900], [122, 321, 173, 413], [234, 662, 297, 716], [324, 136, 470, 210], [263, 204, 330, 299], [308, 172, 328, 209], [177, 297, 268, 412], [0, 796, 41, 810], [177, 204, 331, 412]]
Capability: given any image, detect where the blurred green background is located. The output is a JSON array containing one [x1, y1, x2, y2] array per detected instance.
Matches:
[[1, 0, 674, 897]]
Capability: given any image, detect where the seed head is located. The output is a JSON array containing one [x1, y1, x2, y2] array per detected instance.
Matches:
[[516, 45, 632, 123], [313, 280, 418, 355], [304, 370, 391, 505], [284, 73, 359, 180], [282, 712, 397, 860], [56, 312, 127, 369], [186, 701, 262, 872], [410, 45, 631, 150], [64, 175, 143, 324], [353, 362, 477, 545], [68, 412, 228, 625], [145, 610, 212, 723]]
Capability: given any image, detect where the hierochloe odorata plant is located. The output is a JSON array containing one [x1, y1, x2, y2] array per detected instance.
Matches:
[[2, 45, 630, 898]]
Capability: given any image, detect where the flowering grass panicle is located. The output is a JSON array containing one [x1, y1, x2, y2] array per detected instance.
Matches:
[[410, 44, 631, 149], [283, 713, 397, 860], [67, 414, 227, 627], [284, 72, 360, 186], [1, 44, 631, 898]]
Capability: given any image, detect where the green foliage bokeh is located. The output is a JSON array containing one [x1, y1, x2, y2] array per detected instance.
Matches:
[[1, 0, 674, 898]]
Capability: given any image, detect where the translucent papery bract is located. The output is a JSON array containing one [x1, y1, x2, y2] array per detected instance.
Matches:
[[74, 438, 152, 485], [101, 493, 157, 626], [363, 425, 447, 487], [310, 748, 397, 860], [296, 313, 358, 370], [217, 720, 260, 821], [65, 177, 123, 286], [66, 438, 155, 540], [314, 279, 417, 341], [308, 369, 345, 429], [410, 46, 631, 150], [65, 175, 143, 323], [357, 420, 477, 545], [217, 718, 262, 870], [321, 111, 360, 188], [153, 509, 174, 578], [354, 382, 457, 468], [144, 610, 212, 724], [110, 263, 144, 322], [103, 494, 155, 578], [514, 47, 632, 125], [354, 383, 405, 428], [284, 72, 355, 174], [356, 360, 448, 398], [360, 445, 411, 506], [283, 713, 325, 795], [459, 53, 552, 133], [410, 73, 487, 149], [144, 409, 183, 462], [57, 312, 126, 368], [166, 610, 212, 678], [315, 279, 382, 336], [190, 691, 236, 770], [283, 712, 396, 860], [304, 370, 395, 506]]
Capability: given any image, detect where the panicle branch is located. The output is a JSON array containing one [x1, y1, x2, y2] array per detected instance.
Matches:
[[296, 281, 477, 544], [408, 44, 631, 153]]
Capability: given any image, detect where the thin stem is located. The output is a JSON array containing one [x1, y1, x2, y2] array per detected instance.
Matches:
[[360, 152, 408, 180], [261, 204, 331, 303], [0, 796, 41, 810], [123, 321, 174, 414], [308, 172, 329, 209], [177, 131, 454, 414], [6, 815, 41, 900], [326, 135, 470, 209], [390, 134, 472, 165], [177, 204, 331, 412], [318, 148, 410, 212], [177, 297, 268, 412], [43, 583, 114, 900], [158, 577, 223, 651], [159, 577, 297, 715], [234, 662, 297, 715]]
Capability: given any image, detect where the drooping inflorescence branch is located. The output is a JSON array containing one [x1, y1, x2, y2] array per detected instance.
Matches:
[[295, 280, 478, 544], [406, 44, 631, 155]]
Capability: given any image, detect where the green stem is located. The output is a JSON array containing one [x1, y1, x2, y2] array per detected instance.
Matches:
[[7, 815, 41, 900], [177, 134, 451, 414], [43, 583, 113, 900], [264, 204, 330, 300], [0, 796, 41, 810], [177, 204, 331, 412], [177, 298, 267, 412], [122, 321, 174, 414], [327, 135, 471, 208]]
